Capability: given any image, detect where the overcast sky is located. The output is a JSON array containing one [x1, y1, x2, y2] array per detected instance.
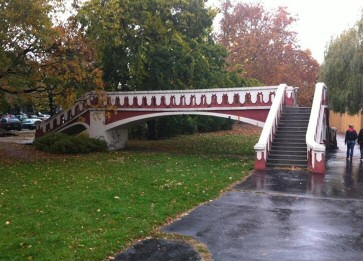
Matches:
[[207, 0, 363, 64]]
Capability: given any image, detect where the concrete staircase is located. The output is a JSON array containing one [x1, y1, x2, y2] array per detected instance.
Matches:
[[266, 107, 311, 169]]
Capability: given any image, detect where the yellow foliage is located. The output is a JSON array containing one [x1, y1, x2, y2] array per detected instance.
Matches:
[[55, 88, 78, 111]]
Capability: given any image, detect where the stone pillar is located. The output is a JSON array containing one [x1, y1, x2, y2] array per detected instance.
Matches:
[[104, 128, 128, 150], [88, 111, 128, 150], [254, 149, 266, 170]]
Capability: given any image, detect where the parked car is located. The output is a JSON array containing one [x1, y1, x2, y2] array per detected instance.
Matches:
[[37, 114, 50, 121], [21, 118, 42, 130], [0, 115, 22, 131], [16, 114, 28, 121]]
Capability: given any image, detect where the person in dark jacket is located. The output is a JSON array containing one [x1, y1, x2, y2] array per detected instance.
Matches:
[[345, 124, 358, 160], [357, 128, 363, 161]]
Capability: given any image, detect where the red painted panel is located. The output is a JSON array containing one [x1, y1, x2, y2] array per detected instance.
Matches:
[[106, 111, 156, 124], [309, 153, 326, 174], [212, 109, 270, 122], [255, 153, 266, 170], [284, 92, 294, 107]]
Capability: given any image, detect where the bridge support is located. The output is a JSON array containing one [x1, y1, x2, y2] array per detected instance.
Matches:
[[89, 111, 128, 150]]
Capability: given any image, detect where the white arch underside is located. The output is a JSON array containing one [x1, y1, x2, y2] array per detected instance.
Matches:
[[57, 121, 90, 133], [105, 111, 265, 131]]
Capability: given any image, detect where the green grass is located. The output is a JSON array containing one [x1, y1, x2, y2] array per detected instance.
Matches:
[[0, 132, 258, 260]]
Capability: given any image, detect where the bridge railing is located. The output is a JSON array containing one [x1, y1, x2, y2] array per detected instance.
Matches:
[[306, 82, 328, 174], [254, 84, 288, 170], [105, 86, 277, 109]]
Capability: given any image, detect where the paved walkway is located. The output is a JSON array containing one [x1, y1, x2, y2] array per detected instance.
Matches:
[[163, 135, 363, 260]]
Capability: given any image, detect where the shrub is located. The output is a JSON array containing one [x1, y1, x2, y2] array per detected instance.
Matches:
[[34, 132, 108, 154]]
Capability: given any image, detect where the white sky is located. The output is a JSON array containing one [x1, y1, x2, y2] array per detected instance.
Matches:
[[207, 0, 363, 64]]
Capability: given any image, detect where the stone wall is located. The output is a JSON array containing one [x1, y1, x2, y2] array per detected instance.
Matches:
[[329, 111, 363, 133]]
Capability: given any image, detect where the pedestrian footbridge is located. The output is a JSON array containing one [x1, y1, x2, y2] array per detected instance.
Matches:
[[36, 83, 331, 174]]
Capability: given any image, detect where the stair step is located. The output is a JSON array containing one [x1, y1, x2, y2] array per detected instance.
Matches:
[[279, 119, 309, 122], [272, 143, 306, 148], [274, 139, 306, 143], [279, 123, 309, 128], [280, 119, 309, 122], [267, 158, 308, 165], [277, 127, 307, 131], [283, 107, 311, 111], [281, 111, 310, 114], [268, 155, 307, 161], [281, 113, 310, 116], [269, 151, 306, 156], [280, 118, 310, 122], [274, 135, 306, 140], [266, 163, 308, 168], [271, 146, 307, 152], [273, 137, 305, 142], [275, 131, 306, 138]]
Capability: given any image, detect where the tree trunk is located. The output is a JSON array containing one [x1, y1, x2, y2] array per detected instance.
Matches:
[[48, 89, 55, 115]]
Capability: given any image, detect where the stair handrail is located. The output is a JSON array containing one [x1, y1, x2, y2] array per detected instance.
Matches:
[[306, 82, 327, 173], [306, 83, 327, 152], [254, 84, 287, 162]]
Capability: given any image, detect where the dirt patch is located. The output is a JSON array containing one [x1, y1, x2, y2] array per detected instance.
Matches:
[[0, 130, 34, 142], [0, 130, 53, 163]]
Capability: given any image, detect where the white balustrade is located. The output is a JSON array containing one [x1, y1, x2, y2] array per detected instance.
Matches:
[[306, 82, 327, 172], [254, 84, 287, 165], [105, 86, 277, 109]]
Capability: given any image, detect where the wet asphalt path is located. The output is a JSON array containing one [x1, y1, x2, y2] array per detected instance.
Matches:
[[163, 135, 363, 260]]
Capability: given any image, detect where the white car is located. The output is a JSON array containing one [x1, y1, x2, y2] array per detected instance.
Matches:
[[37, 114, 50, 121], [21, 118, 42, 130]]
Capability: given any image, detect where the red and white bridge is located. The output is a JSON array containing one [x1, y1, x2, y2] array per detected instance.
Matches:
[[35, 83, 328, 173]]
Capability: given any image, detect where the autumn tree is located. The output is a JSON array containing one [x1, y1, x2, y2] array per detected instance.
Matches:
[[0, 0, 104, 114], [37, 21, 104, 114], [218, 0, 319, 105], [320, 13, 363, 114], [0, 0, 55, 94]]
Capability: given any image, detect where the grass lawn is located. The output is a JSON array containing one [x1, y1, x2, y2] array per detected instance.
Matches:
[[0, 131, 259, 260]]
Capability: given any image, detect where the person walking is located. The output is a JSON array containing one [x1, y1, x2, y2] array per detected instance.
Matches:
[[357, 128, 363, 161], [345, 124, 358, 160]]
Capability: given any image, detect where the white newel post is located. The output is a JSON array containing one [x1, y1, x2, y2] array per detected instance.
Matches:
[[284, 86, 294, 107]]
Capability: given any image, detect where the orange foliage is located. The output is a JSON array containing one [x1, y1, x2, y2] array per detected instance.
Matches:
[[218, 1, 319, 105], [39, 20, 104, 112]]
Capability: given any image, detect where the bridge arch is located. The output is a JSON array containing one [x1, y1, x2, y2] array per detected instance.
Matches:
[[57, 121, 90, 136], [104, 111, 265, 131]]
